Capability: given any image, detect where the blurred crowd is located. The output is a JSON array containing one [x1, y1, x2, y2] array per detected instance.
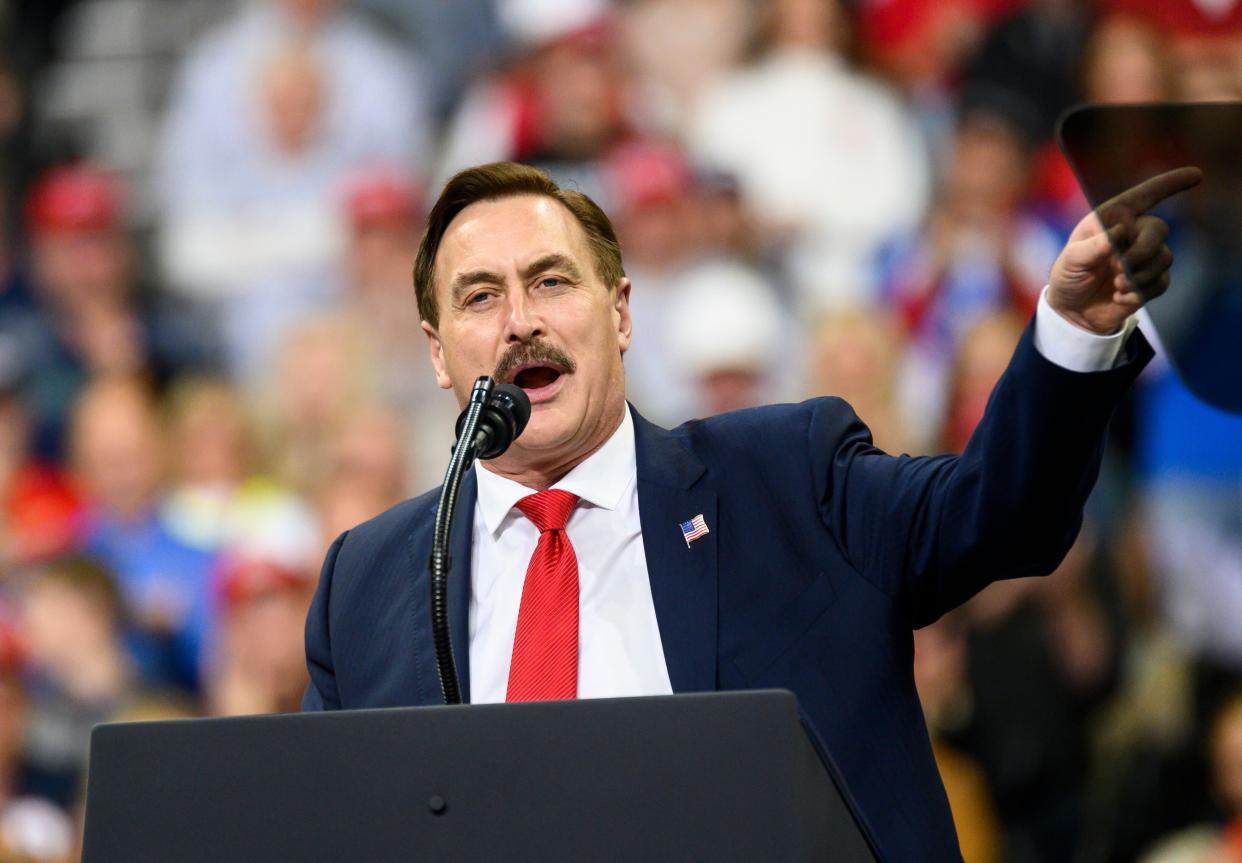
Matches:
[[0, 0, 1241, 859]]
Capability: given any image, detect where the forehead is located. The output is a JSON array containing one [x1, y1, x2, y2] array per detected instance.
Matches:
[[434, 194, 593, 285]]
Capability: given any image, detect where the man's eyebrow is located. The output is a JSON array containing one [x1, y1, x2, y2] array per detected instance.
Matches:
[[521, 253, 585, 282], [450, 269, 503, 304]]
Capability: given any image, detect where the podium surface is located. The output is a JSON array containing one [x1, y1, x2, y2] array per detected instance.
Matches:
[[83, 689, 879, 862]]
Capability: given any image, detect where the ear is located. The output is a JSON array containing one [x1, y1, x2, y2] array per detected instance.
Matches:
[[613, 277, 633, 354], [422, 320, 454, 390]]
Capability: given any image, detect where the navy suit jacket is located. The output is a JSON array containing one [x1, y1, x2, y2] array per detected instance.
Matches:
[[303, 321, 1152, 861]]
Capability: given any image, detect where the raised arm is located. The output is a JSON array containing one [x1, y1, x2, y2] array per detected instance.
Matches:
[[817, 168, 1200, 627]]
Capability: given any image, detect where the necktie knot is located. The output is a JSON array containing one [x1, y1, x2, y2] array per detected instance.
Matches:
[[515, 489, 579, 533]]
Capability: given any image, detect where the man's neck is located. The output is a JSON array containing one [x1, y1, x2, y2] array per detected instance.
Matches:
[[482, 401, 627, 491]]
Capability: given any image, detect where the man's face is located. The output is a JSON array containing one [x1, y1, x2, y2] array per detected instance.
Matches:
[[422, 195, 632, 467]]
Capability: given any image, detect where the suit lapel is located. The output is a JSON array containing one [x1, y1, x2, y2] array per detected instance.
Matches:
[[632, 407, 719, 693]]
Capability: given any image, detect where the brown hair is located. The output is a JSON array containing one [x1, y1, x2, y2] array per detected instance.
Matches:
[[31, 556, 124, 626], [413, 162, 625, 328]]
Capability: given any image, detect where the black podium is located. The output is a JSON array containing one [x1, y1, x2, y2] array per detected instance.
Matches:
[[82, 689, 880, 862]]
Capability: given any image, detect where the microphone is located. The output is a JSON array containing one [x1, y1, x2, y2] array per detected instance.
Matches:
[[432, 377, 532, 704], [455, 382, 532, 460]]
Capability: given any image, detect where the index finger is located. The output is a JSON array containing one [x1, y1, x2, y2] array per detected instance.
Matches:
[[1102, 166, 1204, 217]]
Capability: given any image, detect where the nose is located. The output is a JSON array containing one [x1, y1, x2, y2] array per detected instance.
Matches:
[[502, 288, 544, 344]]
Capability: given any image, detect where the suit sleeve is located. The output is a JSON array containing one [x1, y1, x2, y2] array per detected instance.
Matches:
[[302, 531, 347, 711], [812, 318, 1153, 628]]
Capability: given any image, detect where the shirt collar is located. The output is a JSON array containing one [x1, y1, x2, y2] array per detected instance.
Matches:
[[475, 406, 635, 537]]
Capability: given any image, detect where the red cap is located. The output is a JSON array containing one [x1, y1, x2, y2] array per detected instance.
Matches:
[[25, 164, 125, 236], [343, 170, 420, 229], [5, 465, 84, 565], [216, 557, 309, 612], [604, 141, 693, 213]]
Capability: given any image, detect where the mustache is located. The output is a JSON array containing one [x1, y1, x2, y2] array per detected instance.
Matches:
[[493, 339, 578, 383]]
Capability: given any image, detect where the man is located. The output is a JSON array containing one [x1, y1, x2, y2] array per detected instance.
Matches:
[[303, 161, 1199, 859]]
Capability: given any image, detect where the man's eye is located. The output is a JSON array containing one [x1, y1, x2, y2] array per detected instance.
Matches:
[[540, 277, 562, 288], [468, 291, 494, 304]]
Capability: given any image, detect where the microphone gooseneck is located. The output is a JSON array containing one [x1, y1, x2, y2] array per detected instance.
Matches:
[[431, 377, 532, 704]]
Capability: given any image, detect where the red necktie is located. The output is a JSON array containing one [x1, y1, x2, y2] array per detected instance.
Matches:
[[506, 489, 580, 702]]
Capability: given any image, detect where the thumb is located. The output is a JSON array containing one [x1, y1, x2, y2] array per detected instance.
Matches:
[[1064, 223, 1125, 271]]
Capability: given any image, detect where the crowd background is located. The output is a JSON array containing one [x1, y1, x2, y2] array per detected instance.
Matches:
[[0, 0, 1241, 859]]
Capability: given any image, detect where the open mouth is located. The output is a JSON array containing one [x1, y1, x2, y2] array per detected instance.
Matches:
[[513, 365, 562, 390], [507, 363, 568, 403]]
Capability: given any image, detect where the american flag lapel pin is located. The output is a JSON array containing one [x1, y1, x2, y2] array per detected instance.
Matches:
[[679, 514, 710, 548]]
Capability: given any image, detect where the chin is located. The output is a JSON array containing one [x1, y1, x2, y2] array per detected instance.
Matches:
[[512, 418, 572, 453], [516, 400, 585, 450]]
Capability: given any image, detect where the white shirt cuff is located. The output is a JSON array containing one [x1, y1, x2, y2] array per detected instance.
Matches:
[[1033, 286, 1137, 372]]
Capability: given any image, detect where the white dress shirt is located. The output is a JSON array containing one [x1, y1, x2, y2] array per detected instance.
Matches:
[[468, 291, 1136, 702], [469, 408, 674, 703]]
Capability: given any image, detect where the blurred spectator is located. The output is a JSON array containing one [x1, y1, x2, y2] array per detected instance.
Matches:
[[16, 557, 140, 810], [338, 167, 456, 486], [939, 310, 1026, 453], [881, 114, 1059, 450], [317, 474, 392, 557], [1136, 361, 1242, 735], [324, 405, 409, 512], [663, 259, 796, 418], [1021, 13, 1176, 223], [341, 167, 425, 401], [858, 0, 1018, 176], [607, 141, 711, 424], [914, 613, 1002, 863], [691, 167, 765, 263], [13, 164, 216, 459], [307, 403, 410, 563], [0, 796, 75, 863], [0, 609, 77, 863], [959, 531, 1117, 861], [0, 340, 81, 568], [961, 0, 1089, 146], [156, 0, 430, 384], [686, 0, 929, 306], [806, 307, 909, 454], [859, 0, 1017, 92], [1083, 503, 1212, 861], [605, 141, 701, 280], [438, 0, 628, 204], [196, 477, 316, 716], [256, 317, 379, 498], [1136, 691, 1242, 863], [160, 376, 294, 557], [357, 0, 503, 118], [620, 0, 753, 136], [206, 554, 315, 717], [70, 378, 213, 691], [1083, 15, 1177, 105], [1099, 0, 1242, 102]]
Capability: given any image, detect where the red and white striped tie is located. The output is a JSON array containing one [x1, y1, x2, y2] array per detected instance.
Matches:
[[506, 489, 580, 702]]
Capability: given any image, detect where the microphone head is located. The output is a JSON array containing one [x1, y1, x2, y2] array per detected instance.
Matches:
[[491, 383, 532, 439], [472, 383, 532, 460]]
